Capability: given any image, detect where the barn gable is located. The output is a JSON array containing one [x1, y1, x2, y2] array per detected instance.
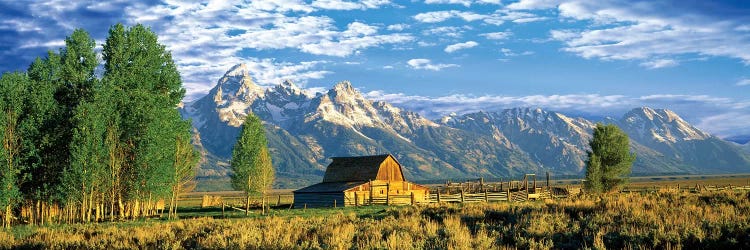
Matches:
[[321, 154, 405, 183]]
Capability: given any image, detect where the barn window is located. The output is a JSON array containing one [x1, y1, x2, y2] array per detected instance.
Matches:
[[380, 190, 384, 194]]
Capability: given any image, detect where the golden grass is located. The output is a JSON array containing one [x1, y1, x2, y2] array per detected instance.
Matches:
[[2, 190, 749, 249]]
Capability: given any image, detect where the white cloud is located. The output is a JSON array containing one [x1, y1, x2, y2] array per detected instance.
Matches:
[[413, 9, 546, 25], [111, 2, 417, 98], [413, 10, 487, 23], [386, 23, 409, 31], [423, 0, 501, 7], [417, 41, 437, 47], [444, 41, 479, 53], [640, 59, 678, 69], [545, 1, 750, 65], [422, 26, 465, 38], [737, 79, 750, 86], [499, 48, 534, 56], [480, 31, 512, 40], [407, 58, 459, 71], [311, 0, 392, 10], [505, 0, 561, 10]]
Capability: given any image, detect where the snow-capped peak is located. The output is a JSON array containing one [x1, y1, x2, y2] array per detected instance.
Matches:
[[272, 80, 304, 96], [331, 81, 357, 95], [224, 63, 251, 77], [621, 107, 710, 142], [209, 64, 266, 127]]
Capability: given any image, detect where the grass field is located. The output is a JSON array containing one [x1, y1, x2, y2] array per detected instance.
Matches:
[[2, 187, 749, 249]]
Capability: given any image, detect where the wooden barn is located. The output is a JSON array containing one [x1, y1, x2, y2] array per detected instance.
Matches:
[[293, 154, 430, 208]]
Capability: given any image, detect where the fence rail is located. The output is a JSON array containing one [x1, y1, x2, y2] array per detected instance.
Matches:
[[185, 184, 750, 208]]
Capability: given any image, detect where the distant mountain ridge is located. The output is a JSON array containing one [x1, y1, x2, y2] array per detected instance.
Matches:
[[181, 64, 750, 188]]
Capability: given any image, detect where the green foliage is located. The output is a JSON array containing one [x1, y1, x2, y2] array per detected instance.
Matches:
[[102, 23, 191, 203], [0, 72, 30, 227], [22, 52, 66, 202], [585, 123, 636, 193], [60, 29, 98, 105], [230, 114, 275, 196], [0, 23, 197, 224]]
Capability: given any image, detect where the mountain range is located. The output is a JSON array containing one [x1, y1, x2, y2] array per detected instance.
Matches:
[[181, 64, 750, 188]]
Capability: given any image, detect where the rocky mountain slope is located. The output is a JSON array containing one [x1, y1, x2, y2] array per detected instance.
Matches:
[[182, 64, 750, 188]]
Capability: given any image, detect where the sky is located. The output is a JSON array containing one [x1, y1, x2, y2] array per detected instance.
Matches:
[[1, 0, 749, 139]]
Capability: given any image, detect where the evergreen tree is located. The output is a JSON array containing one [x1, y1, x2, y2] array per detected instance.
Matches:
[[231, 114, 274, 215], [0, 73, 29, 227], [584, 123, 636, 193]]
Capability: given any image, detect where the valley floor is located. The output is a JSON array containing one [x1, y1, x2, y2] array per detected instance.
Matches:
[[2, 189, 749, 249]]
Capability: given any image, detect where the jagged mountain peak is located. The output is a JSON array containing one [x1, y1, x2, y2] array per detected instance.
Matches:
[[214, 63, 264, 104], [271, 80, 306, 97], [225, 63, 251, 77], [332, 80, 355, 92], [621, 107, 710, 142]]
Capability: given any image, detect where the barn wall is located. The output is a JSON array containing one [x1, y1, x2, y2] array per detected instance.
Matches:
[[293, 193, 345, 208], [342, 181, 430, 206], [375, 156, 404, 181]]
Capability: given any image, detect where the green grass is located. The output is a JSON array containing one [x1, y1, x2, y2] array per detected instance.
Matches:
[[2, 191, 750, 249], [174, 204, 393, 220]]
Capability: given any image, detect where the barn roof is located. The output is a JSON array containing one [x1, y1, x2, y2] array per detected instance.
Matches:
[[293, 181, 367, 193], [322, 154, 402, 183]]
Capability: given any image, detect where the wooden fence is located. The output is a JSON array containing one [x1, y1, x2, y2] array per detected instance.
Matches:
[[184, 184, 750, 209], [621, 184, 750, 193], [427, 188, 559, 203]]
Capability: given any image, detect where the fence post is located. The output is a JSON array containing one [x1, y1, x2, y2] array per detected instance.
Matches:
[[484, 190, 488, 202], [355, 192, 359, 207], [222, 203, 225, 218], [507, 189, 511, 202], [334, 199, 337, 208], [369, 180, 373, 205], [460, 189, 465, 203], [525, 178, 529, 192], [277, 195, 281, 206], [386, 182, 390, 206], [411, 192, 415, 205], [437, 188, 441, 203]]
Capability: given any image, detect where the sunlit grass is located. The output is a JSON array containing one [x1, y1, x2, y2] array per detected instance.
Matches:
[[1, 190, 748, 249]]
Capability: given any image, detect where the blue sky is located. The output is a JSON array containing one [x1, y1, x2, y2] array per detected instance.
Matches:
[[1, 0, 749, 139]]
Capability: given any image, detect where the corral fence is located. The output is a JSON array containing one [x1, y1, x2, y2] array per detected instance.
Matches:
[[184, 176, 750, 209], [621, 184, 750, 193], [428, 173, 571, 203]]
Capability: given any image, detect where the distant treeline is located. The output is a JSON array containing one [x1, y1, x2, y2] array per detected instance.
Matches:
[[0, 23, 198, 227]]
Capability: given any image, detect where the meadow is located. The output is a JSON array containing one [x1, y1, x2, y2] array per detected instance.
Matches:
[[1, 188, 748, 249]]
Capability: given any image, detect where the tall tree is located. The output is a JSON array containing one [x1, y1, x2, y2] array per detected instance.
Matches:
[[584, 123, 636, 193], [59, 29, 100, 222], [168, 125, 199, 220], [23, 52, 65, 209], [231, 114, 274, 215], [102, 23, 191, 219], [0, 73, 29, 227]]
